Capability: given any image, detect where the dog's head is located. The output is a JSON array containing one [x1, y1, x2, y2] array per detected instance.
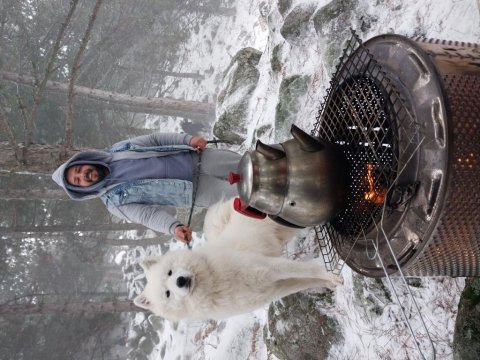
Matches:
[[133, 251, 206, 320], [133, 250, 211, 321]]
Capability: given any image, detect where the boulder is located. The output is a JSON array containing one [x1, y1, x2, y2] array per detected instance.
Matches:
[[312, 0, 370, 73], [453, 278, 480, 360], [352, 273, 393, 316], [137, 336, 155, 355], [147, 315, 165, 332], [270, 44, 283, 72], [214, 47, 262, 145], [277, 0, 292, 17], [274, 75, 310, 141], [280, 4, 316, 44], [264, 291, 342, 359]]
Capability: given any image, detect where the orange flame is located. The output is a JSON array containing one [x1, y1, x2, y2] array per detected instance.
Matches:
[[364, 164, 386, 204]]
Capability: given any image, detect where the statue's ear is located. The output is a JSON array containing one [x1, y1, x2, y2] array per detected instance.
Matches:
[[139, 258, 158, 271], [133, 292, 151, 310]]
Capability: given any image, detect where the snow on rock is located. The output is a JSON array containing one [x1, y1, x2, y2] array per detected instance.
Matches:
[[120, 0, 480, 359], [214, 47, 263, 144]]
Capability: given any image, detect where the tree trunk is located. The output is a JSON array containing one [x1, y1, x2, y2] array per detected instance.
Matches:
[[0, 300, 146, 315], [0, 142, 83, 173], [3, 233, 170, 248], [1, 222, 147, 234], [115, 66, 205, 80], [1, 70, 215, 121], [64, 0, 105, 150], [25, 0, 80, 145], [159, 4, 236, 16], [0, 189, 68, 200], [192, 5, 236, 16]]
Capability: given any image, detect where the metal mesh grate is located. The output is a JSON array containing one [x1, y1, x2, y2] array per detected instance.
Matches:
[[312, 31, 420, 273]]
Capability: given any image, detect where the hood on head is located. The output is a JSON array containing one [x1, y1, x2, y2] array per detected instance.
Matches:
[[51, 150, 112, 200]]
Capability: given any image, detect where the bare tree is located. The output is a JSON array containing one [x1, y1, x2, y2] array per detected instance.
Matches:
[[0, 300, 145, 316], [64, 0, 105, 151], [0, 222, 147, 234], [1, 70, 215, 121], [0, 110, 21, 166], [116, 65, 205, 80], [0, 189, 68, 200], [25, 0, 80, 146], [0, 142, 84, 173]]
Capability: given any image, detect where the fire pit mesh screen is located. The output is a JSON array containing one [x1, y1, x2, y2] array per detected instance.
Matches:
[[312, 31, 420, 272], [405, 72, 480, 276]]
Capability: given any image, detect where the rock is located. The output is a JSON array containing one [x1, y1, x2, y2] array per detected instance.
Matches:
[[147, 315, 165, 332], [453, 278, 480, 359], [259, 1, 270, 20], [126, 323, 144, 348], [277, 0, 292, 17], [270, 44, 283, 72], [280, 4, 316, 44], [138, 336, 155, 355], [214, 106, 251, 145], [146, 328, 160, 345], [274, 75, 310, 141], [264, 292, 342, 359], [255, 124, 273, 140], [214, 47, 262, 145], [126, 348, 148, 360], [312, 0, 365, 73], [159, 342, 167, 359], [352, 273, 392, 316], [406, 277, 423, 288]]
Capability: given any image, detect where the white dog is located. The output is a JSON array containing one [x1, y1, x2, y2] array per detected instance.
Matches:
[[133, 198, 342, 321]]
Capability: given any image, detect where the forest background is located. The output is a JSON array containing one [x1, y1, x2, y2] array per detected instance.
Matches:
[[0, 0, 232, 358]]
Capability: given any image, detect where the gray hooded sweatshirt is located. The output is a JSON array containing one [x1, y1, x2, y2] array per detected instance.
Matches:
[[52, 132, 196, 235]]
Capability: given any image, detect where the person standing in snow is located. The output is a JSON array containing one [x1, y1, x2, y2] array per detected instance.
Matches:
[[51, 132, 240, 243]]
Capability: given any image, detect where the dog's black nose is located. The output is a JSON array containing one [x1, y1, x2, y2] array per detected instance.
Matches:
[[176, 276, 191, 288]]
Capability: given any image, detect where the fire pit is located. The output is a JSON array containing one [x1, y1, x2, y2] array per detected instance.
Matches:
[[314, 32, 480, 277]]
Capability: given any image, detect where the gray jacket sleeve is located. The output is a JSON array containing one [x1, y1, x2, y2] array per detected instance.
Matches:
[[107, 203, 181, 236], [114, 132, 193, 149]]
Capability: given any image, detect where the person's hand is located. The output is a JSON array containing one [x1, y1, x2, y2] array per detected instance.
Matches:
[[189, 136, 207, 151], [174, 224, 192, 243]]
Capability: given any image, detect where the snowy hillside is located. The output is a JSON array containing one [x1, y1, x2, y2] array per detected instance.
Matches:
[[127, 1, 480, 359]]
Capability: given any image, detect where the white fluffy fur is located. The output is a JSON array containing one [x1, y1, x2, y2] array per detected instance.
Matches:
[[134, 198, 342, 321]]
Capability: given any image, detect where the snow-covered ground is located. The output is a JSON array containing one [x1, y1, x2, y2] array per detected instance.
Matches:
[[128, 1, 480, 359]]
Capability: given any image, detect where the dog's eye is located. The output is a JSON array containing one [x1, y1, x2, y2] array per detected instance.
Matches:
[[167, 270, 172, 276], [166, 290, 170, 298]]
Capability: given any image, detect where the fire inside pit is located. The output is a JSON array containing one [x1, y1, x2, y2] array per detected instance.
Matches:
[[313, 31, 480, 277]]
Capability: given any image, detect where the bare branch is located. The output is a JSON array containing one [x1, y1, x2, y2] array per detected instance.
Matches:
[[25, 0, 80, 146], [0, 300, 145, 315], [65, 0, 104, 151], [0, 110, 21, 166]]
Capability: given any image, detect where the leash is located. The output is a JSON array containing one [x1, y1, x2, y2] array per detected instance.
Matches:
[[185, 138, 233, 249], [206, 138, 234, 147], [185, 151, 201, 249]]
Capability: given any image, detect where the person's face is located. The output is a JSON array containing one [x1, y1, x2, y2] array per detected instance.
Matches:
[[66, 164, 106, 187]]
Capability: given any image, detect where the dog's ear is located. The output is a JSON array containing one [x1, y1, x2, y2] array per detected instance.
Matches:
[[139, 258, 158, 271], [133, 292, 151, 310]]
